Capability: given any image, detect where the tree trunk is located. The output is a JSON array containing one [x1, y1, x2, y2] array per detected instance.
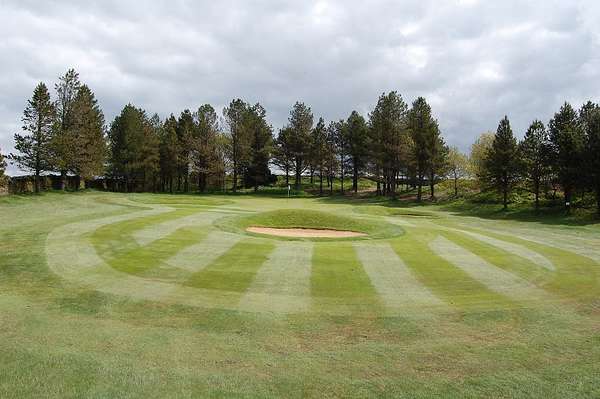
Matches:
[[319, 172, 323, 196], [596, 185, 600, 216], [417, 174, 423, 202], [353, 162, 358, 193], [60, 170, 67, 191], [534, 179, 540, 212], [429, 170, 435, 199], [565, 188, 572, 214], [232, 164, 238, 193], [340, 167, 345, 195], [34, 169, 40, 193], [453, 171, 458, 197], [503, 186, 508, 210]]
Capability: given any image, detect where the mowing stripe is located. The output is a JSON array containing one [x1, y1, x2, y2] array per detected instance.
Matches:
[[166, 230, 242, 272], [391, 231, 514, 311], [238, 242, 313, 313], [429, 236, 551, 303], [385, 216, 416, 228], [184, 240, 275, 292], [108, 226, 207, 278], [132, 210, 221, 246], [354, 242, 445, 314], [311, 242, 381, 314], [449, 228, 554, 271]]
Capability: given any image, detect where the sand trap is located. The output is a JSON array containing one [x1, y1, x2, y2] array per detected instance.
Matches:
[[246, 226, 367, 238]]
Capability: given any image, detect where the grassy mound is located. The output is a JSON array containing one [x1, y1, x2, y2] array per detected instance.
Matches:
[[354, 206, 439, 218], [216, 209, 404, 240], [127, 194, 233, 206]]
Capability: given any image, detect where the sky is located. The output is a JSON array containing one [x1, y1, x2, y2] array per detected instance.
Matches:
[[1, 0, 600, 174]]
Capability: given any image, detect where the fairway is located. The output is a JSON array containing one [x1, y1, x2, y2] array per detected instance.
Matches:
[[1, 192, 600, 398]]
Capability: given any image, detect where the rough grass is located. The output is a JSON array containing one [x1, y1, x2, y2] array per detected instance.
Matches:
[[1, 191, 599, 398]]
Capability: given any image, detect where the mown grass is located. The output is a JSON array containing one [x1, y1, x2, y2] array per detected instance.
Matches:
[[1, 191, 599, 398], [185, 240, 275, 292], [218, 208, 404, 241]]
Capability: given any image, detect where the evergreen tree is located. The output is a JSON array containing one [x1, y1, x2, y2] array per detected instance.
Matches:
[[408, 97, 440, 201], [482, 116, 521, 210], [310, 118, 328, 195], [584, 107, 600, 215], [345, 111, 368, 193], [288, 102, 314, 190], [519, 120, 550, 211], [193, 104, 219, 192], [325, 121, 340, 194], [272, 127, 294, 187], [51, 69, 81, 189], [223, 99, 251, 192], [10, 83, 56, 193], [336, 119, 349, 194], [69, 85, 106, 188], [159, 115, 179, 193], [369, 92, 409, 197], [108, 104, 158, 192], [548, 102, 585, 211], [176, 110, 195, 192], [244, 103, 274, 191]]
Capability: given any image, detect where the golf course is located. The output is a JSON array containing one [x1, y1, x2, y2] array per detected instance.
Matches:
[[1, 191, 599, 398]]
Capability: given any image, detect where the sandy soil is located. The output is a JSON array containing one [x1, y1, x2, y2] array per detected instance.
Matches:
[[246, 226, 367, 238]]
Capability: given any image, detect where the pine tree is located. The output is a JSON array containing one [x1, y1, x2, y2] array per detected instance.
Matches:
[[482, 116, 521, 210], [310, 118, 328, 195], [548, 102, 585, 211], [51, 69, 81, 189], [10, 83, 56, 193], [223, 99, 251, 192], [325, 121, 340, 194], [272, 127, 294, 187], [192, 104, 219, 192], [345, 111, 368, 193], [288, 102, 314, 190], [408, 97, 440, 201], [584, 107, 600, 215], [369, 92, 409, 197], [69, 85, 106, 188], [108, 104, 157, 192], [519, 120, 550, 211], [243, 104, 273, 191], [176, 110, 195, 192], [159, 115, 180, 193]]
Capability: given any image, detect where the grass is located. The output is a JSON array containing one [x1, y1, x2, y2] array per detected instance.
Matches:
[[1, 190, 599, 398], [218, 208, 405, 241]]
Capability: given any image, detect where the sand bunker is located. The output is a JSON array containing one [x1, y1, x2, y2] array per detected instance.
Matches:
[[246, 226, 367, 238]]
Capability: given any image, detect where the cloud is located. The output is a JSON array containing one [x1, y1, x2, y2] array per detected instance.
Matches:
[[1, 0, 599, 174]]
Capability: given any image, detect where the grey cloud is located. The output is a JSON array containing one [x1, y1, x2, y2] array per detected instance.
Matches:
[[1, 0, 599, 174]]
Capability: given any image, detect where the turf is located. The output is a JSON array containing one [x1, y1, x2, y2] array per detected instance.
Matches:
[[1, 191, 599, 398]]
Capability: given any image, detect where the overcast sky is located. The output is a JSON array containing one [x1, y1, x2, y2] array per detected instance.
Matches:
[[1, 0, 600, 174]]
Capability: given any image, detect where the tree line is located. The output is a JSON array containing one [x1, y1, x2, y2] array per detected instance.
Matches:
[[3, 69, 599, 214], [479, 102, 600, 214]]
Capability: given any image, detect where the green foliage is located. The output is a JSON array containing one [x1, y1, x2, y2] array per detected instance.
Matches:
[[344, 111, 369, 193], [519, 120, 550, 209], [482, 116, 521, 209], [446, 146, 469, 197], [243, 103, 274, 191], [0, 147, 7, 188], [584, 105, 600, 214], [107, 104, 159, 191], [548, 102, 586, 208], [10, 82, 56, 192], [288, 101, 314, 189], [369, 91, 410, 196]]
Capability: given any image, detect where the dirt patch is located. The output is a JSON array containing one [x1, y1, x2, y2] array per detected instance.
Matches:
[[246, 226, 367, 238]]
